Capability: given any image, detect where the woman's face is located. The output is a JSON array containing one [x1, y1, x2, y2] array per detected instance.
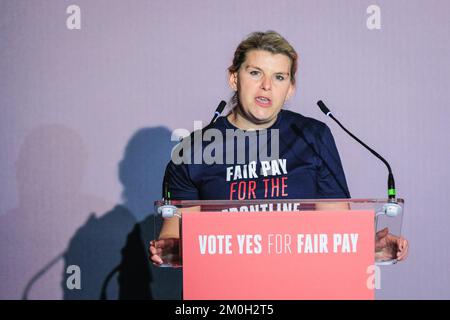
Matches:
[[229, 49, 295, 129]]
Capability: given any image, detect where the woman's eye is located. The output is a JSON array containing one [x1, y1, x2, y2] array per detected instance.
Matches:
[[249, 70, 260, 76], [275, 75, 285, 81]]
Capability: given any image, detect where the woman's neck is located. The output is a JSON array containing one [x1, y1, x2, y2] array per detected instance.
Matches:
[[227, 109, 278, 130]]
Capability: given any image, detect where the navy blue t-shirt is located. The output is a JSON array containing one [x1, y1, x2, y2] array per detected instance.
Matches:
[[165, 109, 350, 200]]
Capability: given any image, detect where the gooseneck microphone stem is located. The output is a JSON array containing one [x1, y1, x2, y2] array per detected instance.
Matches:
[[317, 100, 396, 201], [163, 176, 171, 204], [162, 100, 226, 203]]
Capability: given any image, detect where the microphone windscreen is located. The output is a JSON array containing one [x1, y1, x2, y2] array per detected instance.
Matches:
[[317, 100, 331, 115], [217, 100, 227, 113]]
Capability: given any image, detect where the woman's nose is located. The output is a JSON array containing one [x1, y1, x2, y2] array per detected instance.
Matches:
[[260, 76, 272, 91]]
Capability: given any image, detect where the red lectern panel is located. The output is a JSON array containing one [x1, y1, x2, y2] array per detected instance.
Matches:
[[182, 210, 374, 300]]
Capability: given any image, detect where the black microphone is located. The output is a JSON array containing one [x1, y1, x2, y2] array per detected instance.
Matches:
[[209, 100, 227, 125], [162, 100, 226, 202], [163, 175, 171, 203], [317, 100, 396, 201], [158, 166, 178, 218]]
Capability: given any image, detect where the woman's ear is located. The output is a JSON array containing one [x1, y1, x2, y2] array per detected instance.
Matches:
[[228, 72, 238, 91], [286, 83, 296, 101]]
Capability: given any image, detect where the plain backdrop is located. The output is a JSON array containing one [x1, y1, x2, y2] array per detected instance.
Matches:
[[0, 0, 449, 299]]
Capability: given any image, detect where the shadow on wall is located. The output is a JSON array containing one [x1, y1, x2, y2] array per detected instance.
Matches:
[[62, 126, 182, 300], [0, 124, 110, 300]]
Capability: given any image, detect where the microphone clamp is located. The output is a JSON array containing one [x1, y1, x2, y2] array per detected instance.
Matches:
[[375, 201, 402, 218], [157, 203, 180, 218]]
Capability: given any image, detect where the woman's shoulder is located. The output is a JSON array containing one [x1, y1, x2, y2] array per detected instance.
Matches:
[[280, 109, 329, 134]]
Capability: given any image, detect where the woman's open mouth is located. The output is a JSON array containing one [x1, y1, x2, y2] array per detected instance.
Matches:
[[255, 96, 272, 108]]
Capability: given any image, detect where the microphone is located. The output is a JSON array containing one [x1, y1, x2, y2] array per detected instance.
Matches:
[[158, 100, 226, 218], [163, 176, 171, 203], [317, 100, 397, 201], [158, 169, 178, 218], [209, 100, 227, 125]]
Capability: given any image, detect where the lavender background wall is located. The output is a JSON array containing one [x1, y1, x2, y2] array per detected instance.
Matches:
[[1, 0, 449, 299]]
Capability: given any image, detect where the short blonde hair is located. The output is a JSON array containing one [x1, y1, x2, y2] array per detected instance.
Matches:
[[228, 31, 298, 85]]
